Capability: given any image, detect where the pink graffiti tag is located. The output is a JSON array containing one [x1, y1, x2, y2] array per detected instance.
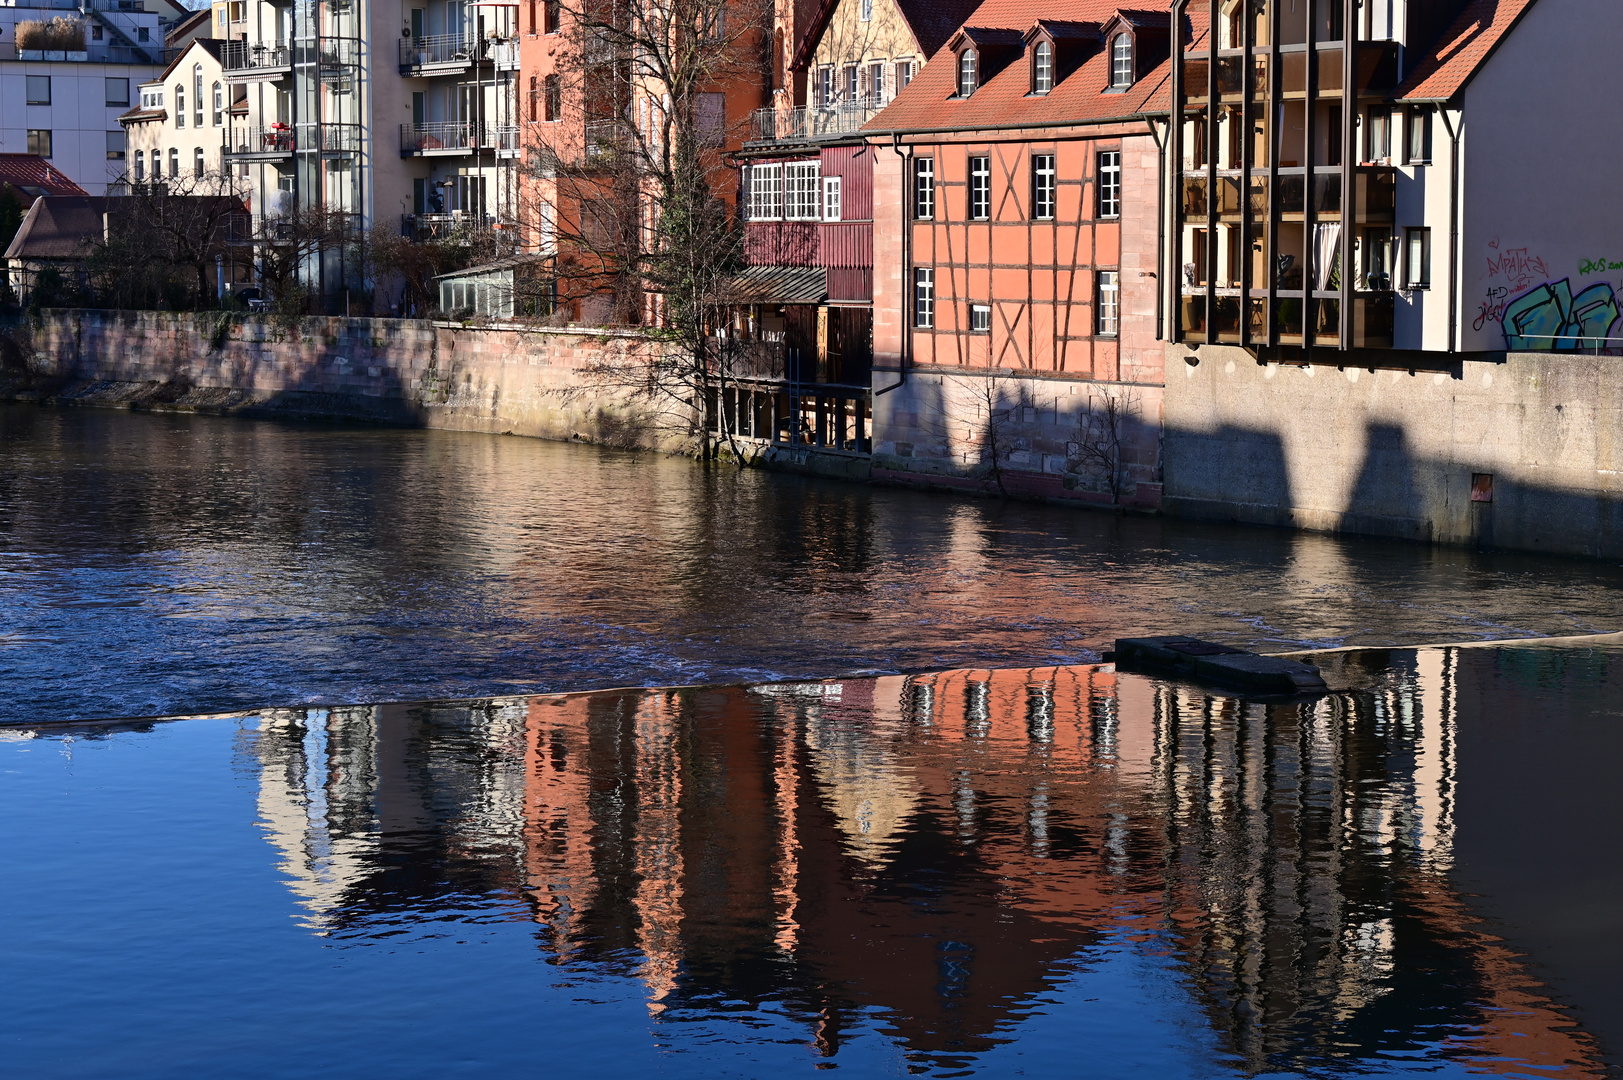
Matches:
[[1487, 247, 1548, 292]]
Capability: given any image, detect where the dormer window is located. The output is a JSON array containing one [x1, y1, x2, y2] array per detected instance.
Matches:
[[1110, 34, 1132, 87], [1033, 41, 1053, 93], [959, 49, 978, 97]]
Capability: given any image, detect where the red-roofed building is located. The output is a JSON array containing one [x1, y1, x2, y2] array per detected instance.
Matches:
[[856, 0, 1180, 506], [0, 153, 90, 200]]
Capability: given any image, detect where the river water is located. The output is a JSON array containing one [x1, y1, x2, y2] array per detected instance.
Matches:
[[3, 646, 1618, 1077], [4, 403, 1623, 725]]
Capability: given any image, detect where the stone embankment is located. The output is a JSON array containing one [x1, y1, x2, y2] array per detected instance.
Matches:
[[0, 308, 683, 451]]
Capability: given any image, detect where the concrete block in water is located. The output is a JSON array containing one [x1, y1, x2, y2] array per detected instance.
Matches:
[[1113, 636, 1328, 694]]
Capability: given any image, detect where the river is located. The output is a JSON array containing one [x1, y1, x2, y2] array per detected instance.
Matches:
[[4, 402, 1622, 724]]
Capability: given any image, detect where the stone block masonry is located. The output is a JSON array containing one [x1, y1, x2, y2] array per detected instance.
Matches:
[[1, 309, 688, 453], [1165, 345, 1623, 559]]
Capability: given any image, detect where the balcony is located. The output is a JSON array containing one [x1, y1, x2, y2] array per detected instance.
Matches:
[[221, 40, 292, 81], [224, 123, 361, 160], [401, 212, 496, 241], [224, 124, 297, 160], [397, 33, 506, 75], [748, 99, 886, 144], [400, 121, 500, 156]]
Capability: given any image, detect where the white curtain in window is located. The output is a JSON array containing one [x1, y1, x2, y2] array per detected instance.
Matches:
[[1313, 223, 1341, 291]]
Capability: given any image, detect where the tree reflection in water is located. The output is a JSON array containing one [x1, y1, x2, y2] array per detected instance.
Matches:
[[242, 649, 1610, 1078]]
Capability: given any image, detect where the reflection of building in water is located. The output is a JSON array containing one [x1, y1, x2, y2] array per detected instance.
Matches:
[[242, 651, 1605, 1076]]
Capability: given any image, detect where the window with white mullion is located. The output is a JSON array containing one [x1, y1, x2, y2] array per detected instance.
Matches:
[[785, 162, 821, 220], [749, 163, 783, 220]]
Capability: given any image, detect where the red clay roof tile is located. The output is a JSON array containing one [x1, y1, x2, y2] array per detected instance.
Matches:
[[864, 0, 1200, 133], [1394, 0, 1538, 102]]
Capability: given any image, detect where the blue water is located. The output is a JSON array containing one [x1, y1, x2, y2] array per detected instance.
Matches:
[[5, 405, 1623, 725], [4, 648, 1616, 1078]]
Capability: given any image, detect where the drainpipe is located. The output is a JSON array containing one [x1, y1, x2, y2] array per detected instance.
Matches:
[[875, 130, 909, 396], [1148, 117, 1167, 342], [1438, 105, 1461, 353]]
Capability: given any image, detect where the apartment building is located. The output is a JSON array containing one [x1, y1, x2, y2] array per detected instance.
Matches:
[[215, 0, 518, 303], [0, 0, 196, 194], [120, 38, 233, 189], [1168, 0, 1623, 360]]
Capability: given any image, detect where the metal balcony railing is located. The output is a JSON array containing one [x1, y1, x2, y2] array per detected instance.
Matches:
[[401, 212, 497, 240], [398, 33, 492, 68], [399, 121, 499, 154], [225, 124, 297, 154], [221, 40, 292, 74], [749, 99, 886, 143]]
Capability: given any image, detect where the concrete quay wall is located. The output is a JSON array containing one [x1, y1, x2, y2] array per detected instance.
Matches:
[[869, 366, 1166, 509], [0, 309, 684, 451], [1164, 346, 1623, 559]]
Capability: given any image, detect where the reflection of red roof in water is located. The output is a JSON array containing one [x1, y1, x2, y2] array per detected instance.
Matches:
[[0, 154, 89, 199]]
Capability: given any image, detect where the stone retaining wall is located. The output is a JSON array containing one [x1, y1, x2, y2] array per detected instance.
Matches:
[[0, 309, 685, 451]]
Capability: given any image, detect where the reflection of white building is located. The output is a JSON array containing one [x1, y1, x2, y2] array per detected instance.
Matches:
[[216, 0, 519, 300], [0, 0, 199, 194]]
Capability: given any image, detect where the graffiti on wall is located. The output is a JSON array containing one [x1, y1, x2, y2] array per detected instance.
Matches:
[[1485, 239, 1621, 351], [1501, 278, 1621, 351]]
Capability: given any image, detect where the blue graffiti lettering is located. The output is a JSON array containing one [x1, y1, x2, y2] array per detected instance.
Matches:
[[1502, 278, 1621, 351]]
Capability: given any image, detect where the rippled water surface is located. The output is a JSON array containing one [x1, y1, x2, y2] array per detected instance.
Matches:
[[4, 645, 1618, 1077], [4, 404, 1623, 724]]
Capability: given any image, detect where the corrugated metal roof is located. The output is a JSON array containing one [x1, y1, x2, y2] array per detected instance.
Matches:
[[734, 265, 829, 303]]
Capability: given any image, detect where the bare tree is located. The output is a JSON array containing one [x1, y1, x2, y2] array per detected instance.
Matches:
[[519, 0, 773, 457], [1071, 387, 1141, 505], [91, 170, 248, 309], [366, 222, 500, 317], [248, 206, 354, 323]]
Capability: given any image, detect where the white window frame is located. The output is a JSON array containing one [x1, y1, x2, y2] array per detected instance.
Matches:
[[1032, 153, 1056, 220], [1098, 150, 1121, 218], [213, 82, 223, 127], [1405, 227, 1431, 289], [915, 268, 935, 328], [914, 156, 934, 220], [1406, 107, 1431, 165], [897, 60, 914, 88], [1033, 41, 1053, 94], [785, 161, 821, 220], [822, 176, 842, 222], [969, 155, 990, 220], [860, 0, 872, 21], [1111, 34, 1133, 88], [749, 163, 783, 220], [1097, 270, 1119, 335], [970, 303, 991, 333], [817, 66, 833, 108], [959, 50, 978, 97], [844, 65, 858, 101]]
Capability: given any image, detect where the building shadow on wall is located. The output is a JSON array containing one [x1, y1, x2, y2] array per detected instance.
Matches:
[[1164, 423, 1294, 524]]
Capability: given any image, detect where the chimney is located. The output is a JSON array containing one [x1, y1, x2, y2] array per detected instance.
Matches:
[[104, 212, 112, 244]]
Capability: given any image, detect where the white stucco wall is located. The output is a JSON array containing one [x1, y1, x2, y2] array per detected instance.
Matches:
[[1459, 0, 1623, 354]]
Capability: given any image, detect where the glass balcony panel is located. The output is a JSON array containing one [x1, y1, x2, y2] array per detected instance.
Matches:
[[1278, 174, 1305, 216], [1281, 51, 1307, 95], [1215, 297, 1243, 342], [1184, 59, 1209, 102], [1317, 49, 1344, 93], [1313, 174, 1342, 214], [1354, 294, 1395, 347], [1313, 298, 1341, 345], [1357, 43, 1399, 93], [1182, 177, 1210, 218], [1181, 294, 1209, 337], [1356, 167, 1395, 219], [1249, 55, 1268, 100], [1217, 56, 1245, 97], [1274, 297, 1304, 341], [1248, 177, 1268, 216], [1247, 297, 1267, 338]]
